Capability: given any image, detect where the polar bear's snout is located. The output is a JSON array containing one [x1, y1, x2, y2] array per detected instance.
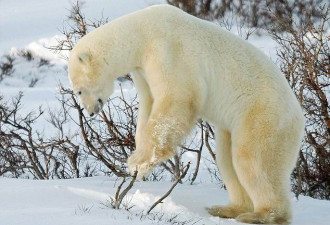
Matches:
[[82, 97, 104, 117], [89, 98, 103, 116], [94, 98, 103, 113]]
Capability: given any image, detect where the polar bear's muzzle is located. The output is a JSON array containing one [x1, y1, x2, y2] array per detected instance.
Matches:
[[93, 98, 103, 115], [88, 98, 104, 117]]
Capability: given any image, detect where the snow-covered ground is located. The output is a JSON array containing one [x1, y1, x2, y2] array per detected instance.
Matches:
[[0, 0, 329, 224], [1, 176, 330, 225]]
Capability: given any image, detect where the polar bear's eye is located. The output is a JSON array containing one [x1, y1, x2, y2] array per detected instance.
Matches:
[[77, 91, 82, 95]]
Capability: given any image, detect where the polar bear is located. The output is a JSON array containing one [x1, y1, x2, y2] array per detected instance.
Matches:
[[68, 4, 305, 224]]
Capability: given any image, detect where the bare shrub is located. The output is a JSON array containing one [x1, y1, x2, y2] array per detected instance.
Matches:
[[0, 85, 140, 179], [167, 0, 326, 31], [58, 86, 136, 177], [20, 50, 34, 61], [269, 6, 329, 200], [0, 93, 47, 179], [0, 49, 58, 87], [0, 92, 85, 179], [47, 0, 109, 59], [0, 55, 15, 81]]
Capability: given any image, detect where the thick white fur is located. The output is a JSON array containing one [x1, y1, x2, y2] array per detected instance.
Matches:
[[68, 5, 305, 224]]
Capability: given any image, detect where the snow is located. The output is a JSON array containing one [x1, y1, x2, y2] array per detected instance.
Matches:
[[1, 176, 329, 225], [0, 0, 329, 224]]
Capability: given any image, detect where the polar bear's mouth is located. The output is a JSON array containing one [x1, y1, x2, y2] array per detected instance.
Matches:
[[90, 98, 104, 117], [94, 98, 103, 114]]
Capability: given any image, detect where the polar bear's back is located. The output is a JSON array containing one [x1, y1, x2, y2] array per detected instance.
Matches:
[[137, 6, 292, 91], [132, 5, 303, 126], [137, 5, 281, 81]]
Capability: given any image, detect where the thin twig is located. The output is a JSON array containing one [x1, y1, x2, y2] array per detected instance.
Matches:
[[114, 170, 138, 209], [190, 121, 204, 185], [147, 162, 191, 214]]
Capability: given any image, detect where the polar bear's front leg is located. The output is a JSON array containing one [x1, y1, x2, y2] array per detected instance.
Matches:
[[128, 97, 196, 179], [132, 73, 153, 152], [128, 73, 153, 177]]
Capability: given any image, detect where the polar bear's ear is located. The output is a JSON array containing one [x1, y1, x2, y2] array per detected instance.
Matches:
[[77, 52, 91, 64]]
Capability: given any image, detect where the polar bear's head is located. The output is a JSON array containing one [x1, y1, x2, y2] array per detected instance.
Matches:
[[68, 51, 115, 116]]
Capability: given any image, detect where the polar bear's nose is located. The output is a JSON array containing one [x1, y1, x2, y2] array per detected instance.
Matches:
[[90, 113, 95, 117], [92, 99, 103, 115]]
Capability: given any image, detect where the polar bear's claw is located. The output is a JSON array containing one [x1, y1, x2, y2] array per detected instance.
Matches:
[[127, 154, 155, 179]]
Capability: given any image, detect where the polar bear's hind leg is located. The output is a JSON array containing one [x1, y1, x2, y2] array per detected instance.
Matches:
[[207, 130, 253, 218], [231, 111, 302, 224]]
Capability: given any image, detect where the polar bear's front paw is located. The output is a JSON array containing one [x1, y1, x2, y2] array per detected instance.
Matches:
[[127, 154, 155, 179]]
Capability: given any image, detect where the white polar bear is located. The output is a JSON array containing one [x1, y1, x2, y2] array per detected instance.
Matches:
[[68, 5, 305, 224]]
